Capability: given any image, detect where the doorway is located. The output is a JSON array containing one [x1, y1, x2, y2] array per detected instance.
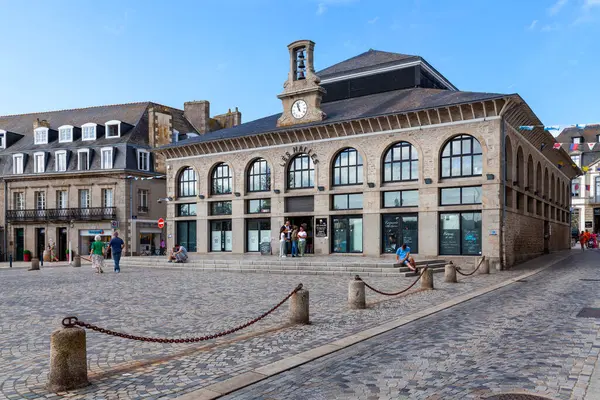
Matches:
[[210, 220, 232, 252], [57, 227, 67, 261], [286, 217, 314, 254], [15, 228, 24, 261], [36, 228, 46, 260]]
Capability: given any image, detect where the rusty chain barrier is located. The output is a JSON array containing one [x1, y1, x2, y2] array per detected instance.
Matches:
[[356, 266, 428, 296], [62, 283, 303, 343], [455, 256, 485, 277]]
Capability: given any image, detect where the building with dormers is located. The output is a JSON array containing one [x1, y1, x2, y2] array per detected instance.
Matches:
[[152, 40, 579, 267], [555, 124, 600, 234], [0, 101, 241, 260]]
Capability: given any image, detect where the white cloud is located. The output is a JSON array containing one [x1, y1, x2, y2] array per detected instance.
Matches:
[[541, 23, 560, 31], [368, 16, 379, 24], [548, 0, 568, 15], [316, 3, 327, 15], [585, 0, 600, 6], [528, 19, 538, 30]]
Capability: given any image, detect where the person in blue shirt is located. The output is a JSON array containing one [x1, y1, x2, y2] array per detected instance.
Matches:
[[108, 231, 125, 273], [396, 243, 417, 272]]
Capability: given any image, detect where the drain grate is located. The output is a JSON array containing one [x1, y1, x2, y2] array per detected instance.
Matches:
[[577, 308, 600, 318], [580, 279, 600, 282], [485, 394, 553, 400]]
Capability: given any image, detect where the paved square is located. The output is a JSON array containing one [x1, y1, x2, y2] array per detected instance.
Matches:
[[0, 256, 565, 399]]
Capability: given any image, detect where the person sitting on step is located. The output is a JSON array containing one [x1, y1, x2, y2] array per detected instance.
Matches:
[[168, 244, 188, 263], [396, 243, 417, 272]]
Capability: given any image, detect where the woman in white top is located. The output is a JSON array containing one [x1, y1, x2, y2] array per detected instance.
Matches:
[[279, 226, 287, 258], [297, 226, 308, 257]]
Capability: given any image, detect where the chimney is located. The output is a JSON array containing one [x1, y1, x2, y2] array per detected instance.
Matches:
[[33, 118, 50, 129], [184, 100, 210, 134], [212, 107, 242, 130]]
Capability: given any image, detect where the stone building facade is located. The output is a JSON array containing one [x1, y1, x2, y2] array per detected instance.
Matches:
[[555, 124, 600, 234], [154, 40, 578, 267], [0, 101, 240, 260]]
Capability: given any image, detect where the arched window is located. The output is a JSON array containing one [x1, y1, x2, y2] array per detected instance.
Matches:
[[527, 155, 534, 190], [551, 174, 556, 201], [212, 163, 232, 195], [288, 153, 314, 189], [543, 168, 549, 198], [247, 158, 271, 192], [440, 135, 482, 178], [333, 148, 363, 186], [536, 162, 542, 193], [383, 141, 418, 182], [178, 167, 197, 197]]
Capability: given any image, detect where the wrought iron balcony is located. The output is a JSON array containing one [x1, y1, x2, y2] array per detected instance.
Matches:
[[137, 205, 149, 213], [6, 207, 116, 223]]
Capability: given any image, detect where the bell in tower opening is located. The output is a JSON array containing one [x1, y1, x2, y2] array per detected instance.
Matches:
[[277, 40, 327, 127]]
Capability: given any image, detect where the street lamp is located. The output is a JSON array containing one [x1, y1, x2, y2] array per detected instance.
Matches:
[[157, 197, 173, 203]]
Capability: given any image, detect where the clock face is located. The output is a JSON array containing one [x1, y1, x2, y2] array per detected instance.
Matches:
[[291, 100, 308, 119]]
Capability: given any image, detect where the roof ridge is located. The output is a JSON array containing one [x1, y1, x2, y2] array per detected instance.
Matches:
[[0, 101, 152, 119]]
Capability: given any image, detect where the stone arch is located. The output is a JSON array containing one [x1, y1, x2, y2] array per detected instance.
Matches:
[[176, 165, 199, 198], [330, 147, 365, 186], [505, 135, 513, 182], [439, 134, 483, 179], [516, 146, 524, 186], [527, 154, 534, 190], [536, 162, 542, 194], [209, 162, 234, 195], [245, 157, 272, 193], [543, 168, 549, 198], [550, 173, 555, 201]]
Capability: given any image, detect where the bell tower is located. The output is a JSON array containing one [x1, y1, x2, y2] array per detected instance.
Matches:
[[276, 40, 326, 127]]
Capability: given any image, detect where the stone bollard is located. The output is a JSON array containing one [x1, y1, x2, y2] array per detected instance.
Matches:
[[71, 255, 81, 268], [477, 257, 490, 275], [348, 277, 366, 310], [48, 324, 89, 392], [43, 249, 51, 262], [421, 268, 434, 290], [444, 262, 457, 283], [29, 258, 40, 271], [289, 288, 310, 324]]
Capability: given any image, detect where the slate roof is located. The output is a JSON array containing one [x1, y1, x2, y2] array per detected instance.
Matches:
[[162, 87, 509, 149], [554, 125, 600, 167], [317, 49, 418, 80]]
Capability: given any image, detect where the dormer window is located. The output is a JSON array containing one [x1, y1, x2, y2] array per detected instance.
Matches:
[[78, 149, 90, 171], [82, 123, 97, 141], [13, 154, 24, 174], [0, 129, 5, 149], [58, 125, 73, 143], [55, 150, 67, 172], [34, 127, 48, 145], [137, 149, 150, 171], [101, 147, 113, 169], [572, 137, 583, 144], [105, 120, 121, 138], [34, 152, 45, 173]]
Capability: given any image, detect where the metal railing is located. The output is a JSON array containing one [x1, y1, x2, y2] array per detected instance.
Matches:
[[6, 207, 116, 222], [137, 205, 149, 213]]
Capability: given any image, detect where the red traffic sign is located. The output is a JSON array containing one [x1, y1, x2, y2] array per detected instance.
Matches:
[[158, 218, 165, 228]]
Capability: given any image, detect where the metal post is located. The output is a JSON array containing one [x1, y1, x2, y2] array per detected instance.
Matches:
[[9, 254, 12, 268]]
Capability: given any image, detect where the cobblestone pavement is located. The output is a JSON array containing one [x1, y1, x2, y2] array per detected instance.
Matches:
[[0, 253, 567, 399], [223, 250, 600, 400]]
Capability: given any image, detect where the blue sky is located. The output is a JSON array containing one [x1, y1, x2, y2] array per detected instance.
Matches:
[[0, 0, 599, 130]]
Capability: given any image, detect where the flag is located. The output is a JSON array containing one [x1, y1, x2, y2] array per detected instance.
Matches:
[[586, 185, 591, 191], [570, 143, 579, 151], [575, 184, 580, 190], [553, 143, 561, 149], [544, 125, 560, 131], [583, 166, 589, 172], [558, 164, 563, 169], [588, 143, 595, 151], [558, 161, 565, 166], [519, 126, 534, 131], [576, 124, 587, 129], [572, 163, 578, 168]]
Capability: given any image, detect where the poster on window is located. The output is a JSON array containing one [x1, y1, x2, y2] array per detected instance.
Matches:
[[315, 218, 328, 238], [440, 229, 461, 255], [462, 229, 481, 255], [248, 230, 259, 252], [211, 232, 222, 252], [225, 231, 233, 252]]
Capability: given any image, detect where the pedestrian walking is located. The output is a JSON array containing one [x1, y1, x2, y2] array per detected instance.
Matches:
[[90, 234, 105, 274], [297, 226, 307, 257], [108, 231, 125, 273], [580, 231, 586, 251], [279, 226, 287, 258], [291, 225, 299, 257]]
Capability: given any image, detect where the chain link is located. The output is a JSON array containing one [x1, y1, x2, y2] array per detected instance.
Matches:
[[62, 283, 303, 343], [357, 266, 428, 296], [455, 257, 485, 277]]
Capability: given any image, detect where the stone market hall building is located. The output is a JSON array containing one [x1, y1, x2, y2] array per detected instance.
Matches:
[[155, 40, 579, 267]]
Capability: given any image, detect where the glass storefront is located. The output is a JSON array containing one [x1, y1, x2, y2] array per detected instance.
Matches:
[[211, 220, 232, 252], [332, 216, 363, 253], [176, 221, 197, 252], [439, 212, 482, 255], [247, 219, 271, 252], [382, 214, 418, 253]]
